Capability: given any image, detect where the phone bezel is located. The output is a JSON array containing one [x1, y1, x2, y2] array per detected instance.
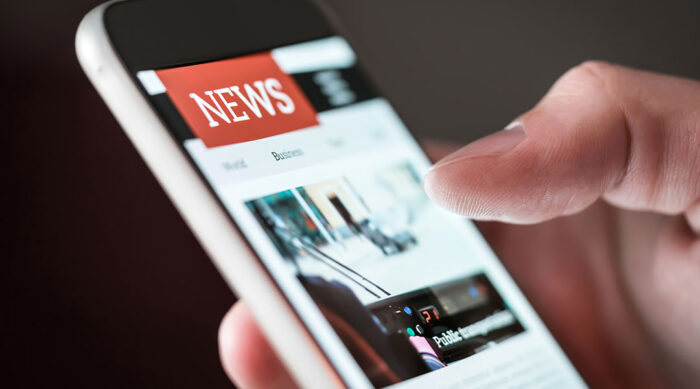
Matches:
[[104, 0, 335, 72]]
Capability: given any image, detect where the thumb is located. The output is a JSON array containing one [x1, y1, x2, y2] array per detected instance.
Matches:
[[425, 61, 700, 224]]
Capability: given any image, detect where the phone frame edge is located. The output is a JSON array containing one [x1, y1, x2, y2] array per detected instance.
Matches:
[[75, 3, 346, 388]]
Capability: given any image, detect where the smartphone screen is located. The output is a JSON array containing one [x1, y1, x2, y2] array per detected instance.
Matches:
[[135, 37, 586, 388]]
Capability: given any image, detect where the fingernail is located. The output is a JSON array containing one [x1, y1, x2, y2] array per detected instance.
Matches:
[[432, 122, 525, 169]]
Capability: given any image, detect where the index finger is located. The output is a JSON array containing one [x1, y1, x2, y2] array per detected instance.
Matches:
[[425, 62, 700, 223]]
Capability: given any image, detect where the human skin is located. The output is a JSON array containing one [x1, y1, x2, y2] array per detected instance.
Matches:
[[218, 62, 700, 388]]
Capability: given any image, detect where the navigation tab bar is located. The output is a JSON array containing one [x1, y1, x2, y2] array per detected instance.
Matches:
[[184, 98, 415, 188]]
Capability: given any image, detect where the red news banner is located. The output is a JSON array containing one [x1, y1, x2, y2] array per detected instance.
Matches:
[[156, 53, 319, 148]]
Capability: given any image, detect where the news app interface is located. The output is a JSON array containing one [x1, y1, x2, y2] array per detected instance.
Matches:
[[138, 37, 586, 388]]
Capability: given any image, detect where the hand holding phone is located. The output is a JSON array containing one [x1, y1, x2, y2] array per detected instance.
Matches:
[[76, 1, 700, 388], [219, 63, 700, 388]]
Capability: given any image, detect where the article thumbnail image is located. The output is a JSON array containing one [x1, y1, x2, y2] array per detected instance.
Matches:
[[244, 163, 525, 385], [245, 162, 427, 300]]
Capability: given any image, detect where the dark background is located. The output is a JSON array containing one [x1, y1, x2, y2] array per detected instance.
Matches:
[[3, 0, 699, 387]]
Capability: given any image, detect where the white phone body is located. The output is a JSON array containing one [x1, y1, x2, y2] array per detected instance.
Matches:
[[76, 5, 346, 388], [76, 2, 587, 388]]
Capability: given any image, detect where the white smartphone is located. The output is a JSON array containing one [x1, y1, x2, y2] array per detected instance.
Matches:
[[76, 1, 588, 388]]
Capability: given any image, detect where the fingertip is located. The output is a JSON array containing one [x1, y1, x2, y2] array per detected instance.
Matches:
[[423, 114, 616, 224], [422, 167, 439, 203], [423, 127, 532, 220], [424, 159, 497, 220], [422, 165, 455, 213]]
